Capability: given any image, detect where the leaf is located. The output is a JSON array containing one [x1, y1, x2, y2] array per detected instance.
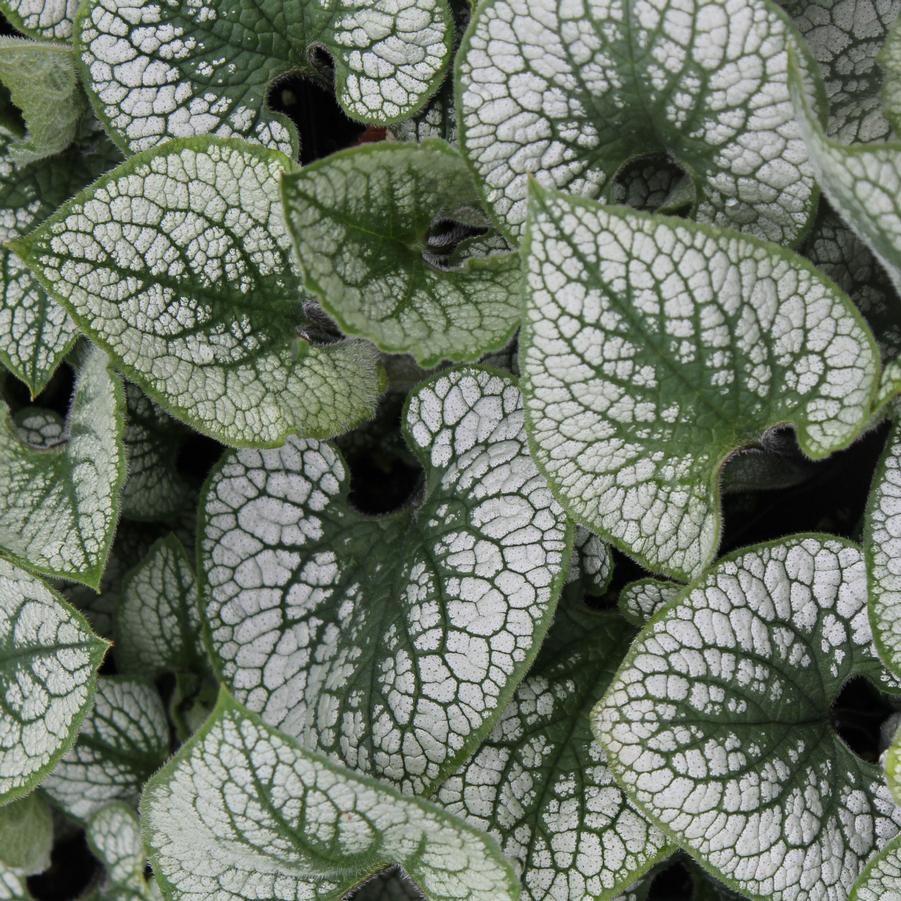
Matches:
[[592, 535, 901, 901], [0, 794, 53, 875], [790, 54, 901, 296], [75, 0, 453, 155], [200, 366, 571, 793], [618, 579, 681, 627], [780, 0, 899, 142], [13, 407, 64, 449], [120, 384, 193, 522], [41, 677, 169, 822], [864, 412, 901, 678], [880, 11, 901, 133], [142, 692, 520, 901], [0, 346, 125, 587], [0, 558, 108, 805], [0, 872, 31, 901], [851, 834, 901, 901], [87, 803, 163, 901], [0, 39, 86, 165], [117, 535, 205, 678], [567, 526, 614, 596], [12, 137, 383, 447], [456, 0, 820, 243], [0, 0, 76, 41], [519, 187, 878, 580], [0, 121, 117, 396], [281, 141, 520, 366], [438, 597, 673, 901]]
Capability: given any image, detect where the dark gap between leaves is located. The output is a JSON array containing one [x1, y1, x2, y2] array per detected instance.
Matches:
[[267, 68, 368, 165], [719, 422, 890, 552], [175, 431, 224, 483], [832, 676, 896, 763], [3, 362, 75, 418], [27, 829, 97, 900], [645, 857, 693, 900]]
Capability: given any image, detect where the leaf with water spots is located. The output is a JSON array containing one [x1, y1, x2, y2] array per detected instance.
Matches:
[[593, 535, 901, 901], [87, 803, 163, 901], [438, 597, 673, 901], [520, 187, 878, 580], [41, 677, 169, 822], [0, 558, 108, 805], [200, 366, 571, 794], [0, 347, 125, 586], [457, 0, 820, 243], [12, 137, 382, 447], [281, 141, 520, 366], [142, 692, 520, 901], [865, 411, 901, 678], [75, 0, 453, 155], [790, 54, 901, 296]]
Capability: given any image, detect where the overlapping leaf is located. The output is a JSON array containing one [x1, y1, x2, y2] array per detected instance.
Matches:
[[520, 187, 878, 579], [851, 834, 901, 900], [0, 558, 107, 805], [618, 579, 681, 627], [281, 141, 520, 366], [457, 0, 819, 243], [790, 56, 901, 295], [41, 676, 169, 821], [881, 12, 901, 132], [142, 693, 520, 901], [0, 120, 118, 395], [75, 0, 453, 155], [438, 598, 672, 900], [12, 137, 382, 446], [0, 794, 52, 875], [0, 347, 125, 586], [200, 367, 571, 794], [593, 535, 901, 900], [0, 0, 76, 41], [87, 803, 163, 900]]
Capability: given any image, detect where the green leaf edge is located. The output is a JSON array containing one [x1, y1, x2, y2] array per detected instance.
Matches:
[[863, 414, 901, 679], [7, 135, 385, 449], [71, 0, 455, 158], [519, 182, 882, 581], [280, 139, 521, 368], [0, 574, 109, 807], [591, 531, 896, 901], [141, 686, 522, 901], [451, 0, 827, 248], [850, 833, 901, 901], [195, 363, 576, 797], [0, 350, 127, 589]]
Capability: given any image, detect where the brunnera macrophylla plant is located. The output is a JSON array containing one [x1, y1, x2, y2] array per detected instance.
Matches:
[[3, 0, 901, 898]]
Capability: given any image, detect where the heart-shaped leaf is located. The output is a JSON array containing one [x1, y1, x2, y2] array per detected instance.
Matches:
[[0, 121, 119, 396], [457, 0, 819, 243], [0, 347, 125, 586], [12, 137, 382, 447], [851, 834, 901, 900], [438, 597, 673, 900], [281, 141, 520, 366], [117, 535, 205, 678], [200, 366, 571, 793], [0, 0, 75, 41], [520, 186, 878, 579], [75, 0, 453, 155], [0, 794, 52, 876], [865, 412, 901, 678], [0, 39, 85, 165], [142, 692, 520, 901], [592, 535, 901, 900], [41, 677, 169, 822], [87, 803, 163, 900], [790, 55, 901, 296], [780, 0, 898, 142], [0, 559, 108, 805]]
